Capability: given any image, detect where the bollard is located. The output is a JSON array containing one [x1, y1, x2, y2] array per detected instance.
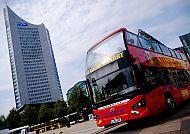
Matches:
[[57, 123, 60, 129], [57, 123, 63, 133], [51, 126, 55, 134], [44, 126, 47, 134]]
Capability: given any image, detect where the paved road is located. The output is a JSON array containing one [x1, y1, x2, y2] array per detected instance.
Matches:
[[45, 99, 190, 134]]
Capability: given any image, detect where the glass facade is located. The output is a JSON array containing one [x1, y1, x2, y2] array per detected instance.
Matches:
[[18, 27, 52, 104]]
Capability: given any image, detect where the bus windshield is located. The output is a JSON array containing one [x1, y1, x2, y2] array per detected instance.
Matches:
[[86, 32, 126, 75], [86, 31, 137, 104], [90, 67, 137, 104]]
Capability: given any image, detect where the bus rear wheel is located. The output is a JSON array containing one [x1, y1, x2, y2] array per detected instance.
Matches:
[[165, 95, 176, 111]]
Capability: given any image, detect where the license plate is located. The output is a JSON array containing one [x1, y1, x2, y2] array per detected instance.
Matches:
[[110, 118, 122, 124]]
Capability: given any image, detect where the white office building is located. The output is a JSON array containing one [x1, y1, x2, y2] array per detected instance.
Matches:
[[4, 6, 63, 109]]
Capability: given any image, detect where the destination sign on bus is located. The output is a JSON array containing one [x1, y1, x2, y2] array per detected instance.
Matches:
[[86, 52, 124, 75]]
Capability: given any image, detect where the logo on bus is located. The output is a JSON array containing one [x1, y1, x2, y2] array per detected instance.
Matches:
[[104, 108, 124, 117]]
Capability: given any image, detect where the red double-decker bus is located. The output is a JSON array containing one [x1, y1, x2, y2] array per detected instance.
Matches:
[[85, 28, 190, 127]]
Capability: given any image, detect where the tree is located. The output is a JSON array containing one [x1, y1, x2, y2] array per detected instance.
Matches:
[[20, 105, 38, 126], [79, 89, 92, 109], [0, 115, 7, 129], [68, 86, 80, 113], [38, 103, 53, 123], [7, 108, 20, 129], [0, 115, 5, 125], [53, 100, 68, 118], [68, 85, 92, 114]]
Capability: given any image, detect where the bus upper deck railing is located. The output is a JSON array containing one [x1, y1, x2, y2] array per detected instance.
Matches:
[[125, 31, 187, 61]]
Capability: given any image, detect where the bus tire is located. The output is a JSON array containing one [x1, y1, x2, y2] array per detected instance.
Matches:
[[165, 95, 176, 111]]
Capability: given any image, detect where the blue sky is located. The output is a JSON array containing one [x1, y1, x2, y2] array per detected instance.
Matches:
[[0, 0, 190, 116]]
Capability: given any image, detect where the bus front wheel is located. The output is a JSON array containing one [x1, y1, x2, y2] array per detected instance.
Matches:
[[165, 95, 176, 111]]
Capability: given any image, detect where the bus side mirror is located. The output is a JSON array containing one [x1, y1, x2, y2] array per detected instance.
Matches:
[[92, 78, 97, 86], [137, 63, 143, 73], [86, 79, 95, 104], [133, 63, 145, 89], [127, 39, 134, 45], [132, 57, 143, 73]]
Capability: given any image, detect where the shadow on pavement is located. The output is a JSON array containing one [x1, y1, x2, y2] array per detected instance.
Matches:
[[107, 99, 190, 134]]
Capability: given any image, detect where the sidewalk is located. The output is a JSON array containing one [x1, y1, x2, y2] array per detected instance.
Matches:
[[44, 120, 99, 134]]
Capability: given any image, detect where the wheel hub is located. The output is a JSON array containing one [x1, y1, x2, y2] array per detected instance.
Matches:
[[167, 97, 175, 108]]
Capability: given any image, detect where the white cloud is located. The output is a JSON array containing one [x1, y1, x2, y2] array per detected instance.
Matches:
[[0, 97, 15, 117], [167, 38, 182, 49], [0, 1, 13, 93], [148, 15, 190, 35], [0, 0, 189, 115], [147, 15, 190, 48]]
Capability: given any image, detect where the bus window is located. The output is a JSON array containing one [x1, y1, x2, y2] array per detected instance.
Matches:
[[150, 41, 162, 53], [181, 53, 187, 60], [159, 44, 171, 56], [86, 32, 125, 72], [139, 37, 153, 51], [178, 71, 188, 85], [187, 71, 190, 82], [169, 49, 177, 58], [126, 32, 142, 47], [89, 67, 137, 103], [174, 51, 182, 59], [179, 53, 187, 60], [144, 68, 158, 89], [168, 69, 187, 89], [175, 70, 188, 88], [143, 67, 176, 90]]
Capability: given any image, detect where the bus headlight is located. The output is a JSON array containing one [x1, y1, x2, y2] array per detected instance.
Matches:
[[132, 99, 146, 110], [94, 114, 100, 119]]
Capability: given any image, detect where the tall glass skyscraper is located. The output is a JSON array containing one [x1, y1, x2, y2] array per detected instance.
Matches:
[[4, 6, 63, 109]]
